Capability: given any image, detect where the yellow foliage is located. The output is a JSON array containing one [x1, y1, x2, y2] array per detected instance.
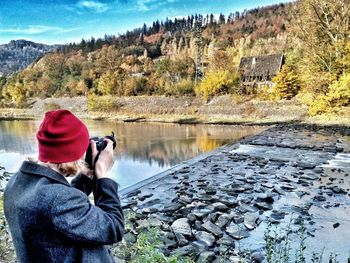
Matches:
[[166, 78, 194, 96], [195, 70, 232, 101], [256, 86, 277, 101], [308, 73, 350, 116], [97, 71, 119, 95], [327, 73, 350, 107], [272, 65, 301, 100], [308, 95, 331, 116], [87, 93, 116, 112]]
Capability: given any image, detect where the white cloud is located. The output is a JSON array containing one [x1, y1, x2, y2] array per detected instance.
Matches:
[[0, 25, 80, 35], [77, 0, 110, 13], [135, 0, 176, 12]]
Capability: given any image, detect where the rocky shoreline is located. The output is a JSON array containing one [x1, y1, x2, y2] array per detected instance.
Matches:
[[117, 124, 350, 262]]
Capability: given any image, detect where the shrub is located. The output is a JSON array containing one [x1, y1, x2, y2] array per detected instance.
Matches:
[[272, 65, 301, 100], [87, 93, 117, 112], [308, 95, 330, 116], [307, 73, 350, 116], [123, 77, 149, 96], [327, 73, 350, 107], [97, 71, 119, 95], [195, 70, 232, 101], [166, 78, 194, 96], [112, 226, 193, 263], [43, 102, 61, 111], [256, 85, 278, 101]]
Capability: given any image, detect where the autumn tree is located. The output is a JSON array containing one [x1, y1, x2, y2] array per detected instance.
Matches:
[[272, 65, 301, 99], [195, 70, 232, 101], [97, 71, 119, 95], [294, 0, 350, 93]]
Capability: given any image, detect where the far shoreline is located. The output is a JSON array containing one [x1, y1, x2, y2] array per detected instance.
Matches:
[[0, 95, 349, 128]]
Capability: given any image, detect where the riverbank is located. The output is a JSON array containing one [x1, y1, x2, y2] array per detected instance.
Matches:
[[1, 95, 350, 127], [0, 95, 336, 124], [115, 124, 350, 262]]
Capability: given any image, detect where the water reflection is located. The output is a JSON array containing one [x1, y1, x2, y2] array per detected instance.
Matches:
[[0, 120, 265, 189]]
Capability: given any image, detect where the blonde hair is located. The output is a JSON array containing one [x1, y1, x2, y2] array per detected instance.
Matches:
[[28, 157, 92, 178]]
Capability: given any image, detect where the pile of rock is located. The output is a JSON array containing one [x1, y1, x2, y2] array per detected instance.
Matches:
[[118, 125, 350, 262]]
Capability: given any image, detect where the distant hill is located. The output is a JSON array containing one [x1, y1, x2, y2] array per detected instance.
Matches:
[[0, 40, 59, 76], [0, 3, 293, 106]]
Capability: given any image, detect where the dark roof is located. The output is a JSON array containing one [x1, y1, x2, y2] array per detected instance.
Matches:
[[239, 54, 283, 77]]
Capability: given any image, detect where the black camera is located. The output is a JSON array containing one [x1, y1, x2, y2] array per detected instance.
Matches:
[[85, 131, 117, 169]]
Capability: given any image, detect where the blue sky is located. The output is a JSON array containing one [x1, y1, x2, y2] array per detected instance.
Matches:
[[0, 0, 291, 45]]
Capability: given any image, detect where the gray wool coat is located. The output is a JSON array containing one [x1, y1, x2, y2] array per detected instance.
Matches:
[[3, 161, 124, 263]]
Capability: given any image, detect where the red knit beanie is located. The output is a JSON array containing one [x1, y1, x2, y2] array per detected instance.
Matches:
[[36, 109, 89, 163]]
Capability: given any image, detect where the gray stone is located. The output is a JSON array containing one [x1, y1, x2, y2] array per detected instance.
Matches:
[[135, 219, 149, 231], [215, 244, 231, 254], [201, 221, 223, 237], [244, 213, 259, 230], [178, 195, 192, 204], [192, 207, 215, 219], [332, 186, 347, 194], [301, 173, 319, 180], [254, 202, 273, 210], [238, 204, 258, 213], [280, 183, 296, 191], [170, 244, 197, 258], [251, 250, 265, 263], [270, 211, 286, 223], [187, 213, 197, 222], [217, 234, 235, 247], [262, 183, 274, 188], [195, 231, 216, 247], [140, 207, 159, 214], [162, 237, 177, 249], [194, 220, 202, 230], [162, 202, 183, 212], [138, 192, 153, 201], [147, 217, 163, 227], [211, 202, 229, 211], [313, 195, 326, 202], [192, 241, 208, 253], [123, 232, 136, 243], [226, 223, 250, 239], [174, 233, 189, 246], [121, 199, 137, 209], [171, 218, 192, 237], [205, 212, 220, 223], [196, 251, 216, 263], [296, 161, 316, 169], [220, 198, 238, 207], [255, 194, 274, 204], [273, 186, 286, 195], [126, 189, 141, 198], [215, 214, 233, 228]]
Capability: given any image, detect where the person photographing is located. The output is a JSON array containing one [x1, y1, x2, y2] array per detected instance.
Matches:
[[3, 109, 124, 263]]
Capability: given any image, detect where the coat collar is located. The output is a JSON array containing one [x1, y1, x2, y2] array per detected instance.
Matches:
[[20, 161, 71, 187]]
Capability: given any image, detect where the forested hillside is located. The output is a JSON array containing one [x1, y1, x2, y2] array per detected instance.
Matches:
[[0, 40, 58, 76], [0, 3, 290, 104], [0, 0, 349, 117]]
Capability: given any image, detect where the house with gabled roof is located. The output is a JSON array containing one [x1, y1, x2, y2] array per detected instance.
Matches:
[[239, 54, 284, 87]]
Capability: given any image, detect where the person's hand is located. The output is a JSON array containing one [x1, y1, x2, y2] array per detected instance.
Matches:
[[90, 138, 115, 179]]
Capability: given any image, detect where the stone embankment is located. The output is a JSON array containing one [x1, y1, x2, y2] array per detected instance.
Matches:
[[118, 124, 350, 262]]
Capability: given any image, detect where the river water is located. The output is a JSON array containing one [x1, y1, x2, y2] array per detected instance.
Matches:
[[0, 120, 266, 189]]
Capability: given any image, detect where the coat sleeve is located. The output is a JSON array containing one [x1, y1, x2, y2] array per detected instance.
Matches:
[[50, 178, 124, 245], [70, 173, 93, 196]]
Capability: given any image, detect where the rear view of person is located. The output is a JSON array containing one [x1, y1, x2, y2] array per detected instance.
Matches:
[[3, 109, 124, 263]]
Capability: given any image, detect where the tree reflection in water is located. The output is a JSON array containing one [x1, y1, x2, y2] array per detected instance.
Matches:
[[0, 120, 266, 188]]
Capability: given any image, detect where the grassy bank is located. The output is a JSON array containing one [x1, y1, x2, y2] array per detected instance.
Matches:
[[0, 95, 350, 127]]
